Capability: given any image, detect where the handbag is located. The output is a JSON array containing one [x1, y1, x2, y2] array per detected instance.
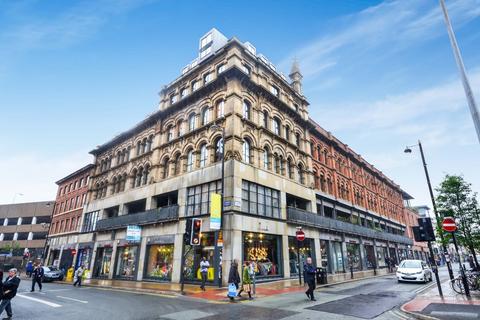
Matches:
[[227, 283, 237, 297]]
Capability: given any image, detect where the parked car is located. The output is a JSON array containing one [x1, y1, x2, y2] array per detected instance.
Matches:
[[396, 259, 432, 283], [42, 266, 64, 282]]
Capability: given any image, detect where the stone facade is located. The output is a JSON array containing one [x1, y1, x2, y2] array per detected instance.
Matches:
[[67, 29, 414, 285]]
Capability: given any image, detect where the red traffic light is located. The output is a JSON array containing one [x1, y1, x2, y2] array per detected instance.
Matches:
[[190, 218, 202, 246]]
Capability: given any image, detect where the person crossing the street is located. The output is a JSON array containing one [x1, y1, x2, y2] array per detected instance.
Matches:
[[30, 263, 44, 292], [0, 268, 21, 320], [73, 265, 85, 287], [303, 257, 317, 301]]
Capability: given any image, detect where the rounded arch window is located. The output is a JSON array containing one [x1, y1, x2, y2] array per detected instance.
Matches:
[[242, 138, 251, 163]]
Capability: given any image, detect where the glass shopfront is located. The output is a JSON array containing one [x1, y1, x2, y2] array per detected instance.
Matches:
[[398, 248, 407, 262], [115, 245, 139, 279], [320, 240, 329, 269], [365, 245, 376, 269], [389, 247, 398, 265], [346, 243, 361, 271], [93, 247, 113, 278], [184, 232, 216, 283], [243, 232, 282, 279], [59, 249, 75, 271], [377, 247, 388, 268], [76, 246, 93, 270], [288, 237, 315, 276], [144, 244, 174, 281], [332, 241, 345, 273]]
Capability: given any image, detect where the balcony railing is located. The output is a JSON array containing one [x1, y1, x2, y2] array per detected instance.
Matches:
[[95, 205, 179, 232], [287, 207, 413, 245]]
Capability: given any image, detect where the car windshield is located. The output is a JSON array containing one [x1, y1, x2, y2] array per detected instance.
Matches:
[[399, 261, 422, 268], [48, 266, 59, 271], [43, 267, 51, 272]]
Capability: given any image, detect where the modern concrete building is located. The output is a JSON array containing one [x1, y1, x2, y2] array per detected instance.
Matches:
[[0, 201, 53, 266], [46, 164, 94, 271], [75, 29, 413, 285], [402, 194, 429, 261]]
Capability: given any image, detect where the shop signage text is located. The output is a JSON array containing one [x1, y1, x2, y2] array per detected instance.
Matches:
[[126, 225, 142, 242], [210, 193, 221, 230]]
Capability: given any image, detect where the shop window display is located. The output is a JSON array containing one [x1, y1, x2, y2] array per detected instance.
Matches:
[[377, 247, 387, 268], [288, 237, 315, 275], [115, 246, 138, 279], [320, 240, 329, 269], [364, 245, 376, 269], [243, 232, 282, 279], [346, 243, 361, 271], [93, 247, 112, 278], [184, 232, 216, 282], [145, 244, 174, 281], [332, 241, 344, 273]]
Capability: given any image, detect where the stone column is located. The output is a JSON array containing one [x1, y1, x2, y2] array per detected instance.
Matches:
[[327, 241, 335, 274], [282, 234, 291, 278], [359, 238, 367, 271], [171, 229, 184, 283], [136, 236, 148, 281], [108, 241, 118, 279], [314, 237, 322, 268]]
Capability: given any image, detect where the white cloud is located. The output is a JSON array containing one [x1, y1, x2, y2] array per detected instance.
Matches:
[[0, 151, 93, 204]]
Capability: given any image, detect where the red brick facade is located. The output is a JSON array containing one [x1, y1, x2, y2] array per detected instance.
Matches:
[[50, 164, 94, 236], [309, 121, 405, 225]]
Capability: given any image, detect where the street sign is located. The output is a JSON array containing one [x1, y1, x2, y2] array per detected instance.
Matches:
[[296, 230, 305, 242], [442, 217, 457, 232]]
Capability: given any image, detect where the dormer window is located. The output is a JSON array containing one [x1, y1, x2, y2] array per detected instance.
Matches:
[[181, 88, 188, 98], [204, 72, 213, 84], [192, 80, 200, 91], [218, 63, 226, 74], [270, 85, 279, 97]]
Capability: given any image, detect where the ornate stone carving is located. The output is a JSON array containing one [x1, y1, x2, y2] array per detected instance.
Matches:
[[225, 150, 242, 161]]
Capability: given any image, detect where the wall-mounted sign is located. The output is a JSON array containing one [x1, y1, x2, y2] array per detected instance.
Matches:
[[210, 193, 221, 230], [126, 225, 142, 242]]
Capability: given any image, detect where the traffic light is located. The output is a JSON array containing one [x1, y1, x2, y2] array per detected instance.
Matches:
[[413, 218, 436, 242], [191, 218, 202, 245], [184, 219, 192, 245]]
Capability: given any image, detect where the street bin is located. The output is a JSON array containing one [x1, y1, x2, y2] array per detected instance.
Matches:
[[316, 267, 327, 285]]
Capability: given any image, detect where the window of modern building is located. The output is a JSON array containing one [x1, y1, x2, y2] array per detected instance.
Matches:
[[183, 232, 215, 283], [201, 107, 209, 126], [331, 241, 345, 273], [270, 85, 279, 97], [7, 218, 17, 226], [216, 100, 224, 118], [0, 234, 3, 241], [3, 218, 7, 226], [144, 244, 174, 281], [241, 180, 280, 218], [82, 211, 99, 233], [115, 245, 139, 280], [242, 100, 251, 120], [188, 113, 196, 131], [288, 237, 315, 276], [272, 117, 280, 135], [346, 243, 362, 271], [17, 217, 22, 225], [186, 150, 194, 172], [204, 72, 213, 84], [186, 180, 222, 216], [242, 139, 251, 163], [13, 232, 18, 241]]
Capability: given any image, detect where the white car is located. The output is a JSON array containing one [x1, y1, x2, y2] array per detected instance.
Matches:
[[396, 259, 432, 283]]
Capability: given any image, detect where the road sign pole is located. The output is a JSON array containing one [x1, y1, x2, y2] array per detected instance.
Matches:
[[428, 240, 443, 297], [297, 239, 302, 285]]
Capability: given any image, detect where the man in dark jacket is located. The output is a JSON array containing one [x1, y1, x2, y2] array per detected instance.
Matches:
[[31, 263, 44, 292], [0, 268, 21, 319], [227, 259, 240, 301], [303, 257, 317, 301]]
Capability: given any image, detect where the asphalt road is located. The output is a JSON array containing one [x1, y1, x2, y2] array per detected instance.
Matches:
[[2, 271, 443, 320]]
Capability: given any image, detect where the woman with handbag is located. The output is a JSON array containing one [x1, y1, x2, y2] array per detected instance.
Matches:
[[240, 261, 253, 300], [227, 259, 240, 301]]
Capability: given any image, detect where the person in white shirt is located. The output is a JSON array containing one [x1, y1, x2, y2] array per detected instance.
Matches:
[[199, 257, 209, 291]]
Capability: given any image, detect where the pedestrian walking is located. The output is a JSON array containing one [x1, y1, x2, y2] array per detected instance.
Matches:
[[73, 265, 85, 287], [303, 257, 317, 301], [227, 259, 240, 301], [0, 268, 21, 320], [238, 261, 253, 300], [25, 261, 33, 278], [199, 257, 209, 291], [30, 263, 44, 292]]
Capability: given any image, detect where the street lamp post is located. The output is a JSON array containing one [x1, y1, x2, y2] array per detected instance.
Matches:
[[211, 124, 225, 288], [41, 202, 54, 263], [404, 140, 454, 280]]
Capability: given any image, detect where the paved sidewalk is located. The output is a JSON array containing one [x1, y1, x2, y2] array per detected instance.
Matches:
[[402, 279, 480, 319]]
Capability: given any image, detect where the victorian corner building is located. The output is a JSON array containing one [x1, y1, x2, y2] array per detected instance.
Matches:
[[46, 29, 428, 285]]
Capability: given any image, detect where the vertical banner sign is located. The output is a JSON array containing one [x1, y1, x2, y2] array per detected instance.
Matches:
[[210, 193, 221, 230], [126, 225, 142, 242]]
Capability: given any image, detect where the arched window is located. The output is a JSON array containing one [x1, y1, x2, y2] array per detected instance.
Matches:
[[136, 141, 141, 156], [177, 120, 184, 137], [188, 113, 196, 131], [142, 165, 149, 185], [279, 156, 284, 175], [112, 177, 117, 194], [285, 125, 290, 141], [298, 164, 305, 184], [242, 139, 251, 163], [200, 144, 208, 168], [272, 117, 280, 135], [173, 154, 181, 175], [274, 154, 280, 174], [216, 100, 224, 118], [214, 138, 223, 162], [287, 158, 294, 179], [116, 151, 122, 165], [125, 147, 130, 162], [263, 110, 268, 128], [146, 135, 153, 152], [201, 107, 209, 126], [187, 150, 194, 172], [167, 126, 174, 142], [242, 100, 251, 120], [295, 133, 301, 147], [320, 173, 326, 192], [263, 147, 270, 170], [163, 158, 170, 179], [142, 138, 148, 154]]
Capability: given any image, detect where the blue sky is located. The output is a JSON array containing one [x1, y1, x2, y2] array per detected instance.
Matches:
[[0, 0, 479, 206]]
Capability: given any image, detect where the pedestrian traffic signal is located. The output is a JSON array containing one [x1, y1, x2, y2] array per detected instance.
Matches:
[[191, 218, 202, 245], [184, 219, 192, 245]]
